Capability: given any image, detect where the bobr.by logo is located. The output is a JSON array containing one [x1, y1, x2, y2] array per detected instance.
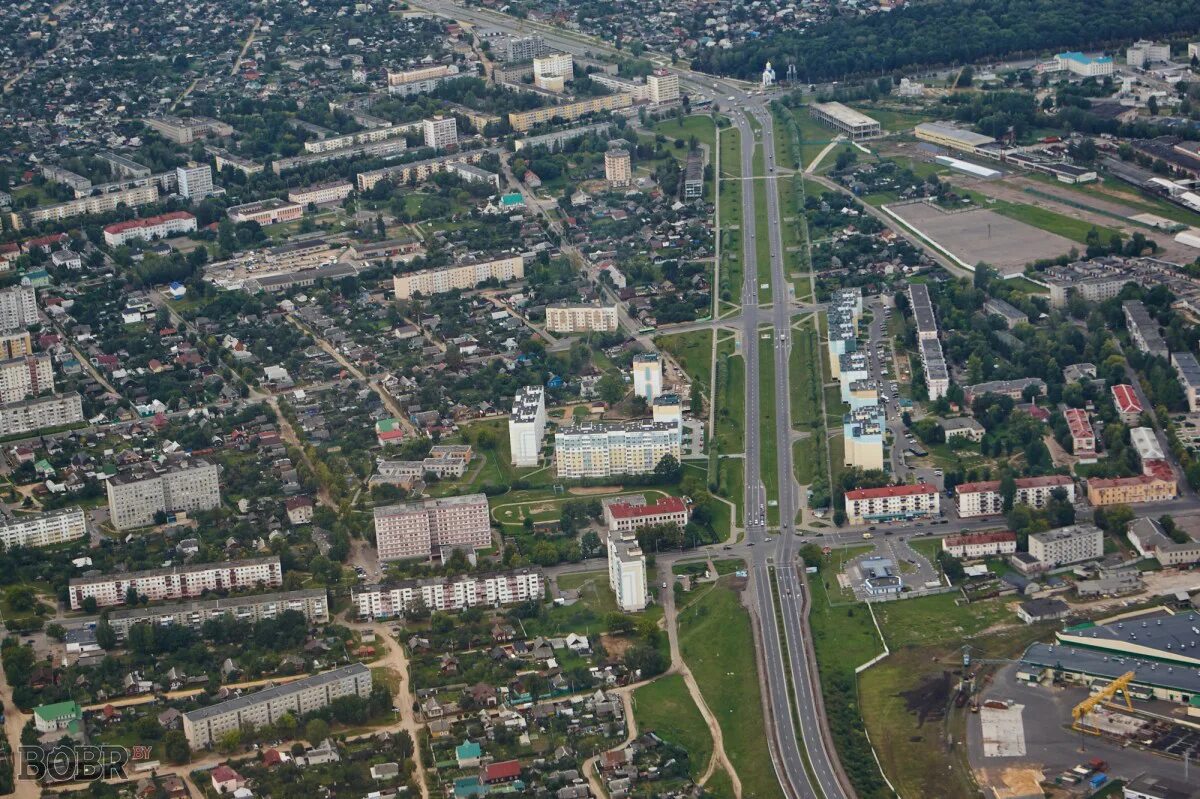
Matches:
[[20, 745, 133, 782]]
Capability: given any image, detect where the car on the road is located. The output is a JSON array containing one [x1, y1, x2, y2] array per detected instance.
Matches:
[[723, 545, 732, 550]]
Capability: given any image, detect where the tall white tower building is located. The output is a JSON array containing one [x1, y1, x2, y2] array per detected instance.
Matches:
[[508, 386, 547, 467]]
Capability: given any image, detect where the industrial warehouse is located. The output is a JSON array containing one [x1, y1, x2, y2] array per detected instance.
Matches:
[[1017, 610, 1200, 706]]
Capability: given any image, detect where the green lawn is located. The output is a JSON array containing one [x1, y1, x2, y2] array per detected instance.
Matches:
[[632, 674, 713, 779], [653, 115, 718, 153], [758, 337, 780, 526], [718, 123, 744, 306], [991, 201, 1125, 246], [787, 106, 837, 169], [712, 455, 744, 529], [792, 437, 820, 485], [714, 335, 745, 454], [705, 767, 736, 799], [656, 330, 713, 397], [1002, 275, 1049, 294], [679, 578, 784, 799], [529, 570, 664, 637], [789, 318, 823, 430]]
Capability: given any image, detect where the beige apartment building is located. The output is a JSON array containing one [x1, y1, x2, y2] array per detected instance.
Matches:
[[355, 150, 489, 191], [106, 459, 221, 530], [183, 663, 371, 748], [508, 93, 634, 132], [545, 304, 618, 333], [68, 557, 283, 610], [11, 185, 159, 230], [647, 69, 680, 103], [0, 353, 54, 404], [0, 331, 33, 359], [373, 493, 492, 563], [0, 392, 83, 437], [554, 421, 682, 478], [392, 255, 524, 300], [287, 180, 353, 206], [0, 507, 87, 550], [605, 148, 632, 188]]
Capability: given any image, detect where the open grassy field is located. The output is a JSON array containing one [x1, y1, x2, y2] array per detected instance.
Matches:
[[992, 201, 1125, 247], [712, 455, 744, 529], [529, 570, 663, 637], [858, 593, 1058, 799], [656, 330, 713, 397], [714, 334, 745, 454], [632, 674, 713, 779], [653, 115, 718, 153], [679, 577, 784, 799]]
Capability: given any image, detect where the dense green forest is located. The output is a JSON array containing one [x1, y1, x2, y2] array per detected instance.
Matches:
[[693, 0, 1200, 80]]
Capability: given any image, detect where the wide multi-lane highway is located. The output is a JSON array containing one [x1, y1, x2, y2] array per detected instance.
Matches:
[[405, 3, 858, 797], [374, 6, 1200, 799]]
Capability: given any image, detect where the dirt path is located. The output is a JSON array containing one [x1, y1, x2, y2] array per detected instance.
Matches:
[[264, 394, 334, 509], [582, 689, 639, 799], [662, 580, 743, 796], [286, 314, 418, 437], [368, 625, 431, 799]]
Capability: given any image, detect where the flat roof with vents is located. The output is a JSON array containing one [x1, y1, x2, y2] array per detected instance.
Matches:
[[1056, 611, 1200, 668]]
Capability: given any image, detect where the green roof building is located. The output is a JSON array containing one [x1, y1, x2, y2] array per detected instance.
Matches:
[[33, 700, 82, 733]]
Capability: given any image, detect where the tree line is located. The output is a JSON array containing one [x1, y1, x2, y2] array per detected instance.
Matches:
[[693, 0, 1200, 82]]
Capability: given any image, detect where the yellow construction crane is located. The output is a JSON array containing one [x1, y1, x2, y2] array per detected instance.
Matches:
[[1071, 671, 1135, 731]]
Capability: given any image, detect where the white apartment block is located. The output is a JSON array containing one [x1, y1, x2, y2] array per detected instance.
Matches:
[[11, 184, 159, 230], [0, 284, 38, 331], [1028, 524, 1104, 568], [844, 483, 939, 525], [941, 531, 1017, 560], [351, 569, 543, 618], [106, 459, 221, 530], [603, 495, 688, 534], [68, 556, 283, 610], [374, 493, 492, 563], [103, 211, 198, 247], [0, 507, 87, 550], [554, 421, 682, 479], [183, 663, 371, 748], [393, 256, 525, 300], [1127, 40, 1171, 68], [0, 392, 83, 437], [608, 531, 647, 612], [89, 589, 329, 639], [605, 148, 632, 188], [423, 116, 459, 149], [175, 164, 214, 200], [632, 352, 663, 401], [303, 125, 408, 154], [533, 52, 574, 80], [509, 386, 546, 467], [0, 331, 33, 360], [0, 354, 54, 404], [647, 69, 680, 103], [955, 475, 1076, 517], [287, 180, 353, 207], [545, 304, 618, 333]]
